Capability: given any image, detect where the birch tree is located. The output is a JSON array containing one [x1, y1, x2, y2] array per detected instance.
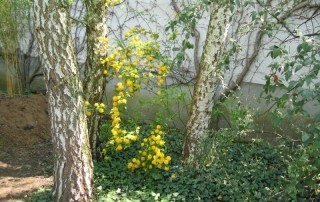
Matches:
[[33, 0, 93, 201], [83, 0, 108, 160], [182, 2, 232, 162]]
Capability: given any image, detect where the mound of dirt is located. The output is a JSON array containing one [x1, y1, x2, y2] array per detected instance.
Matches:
[[0, 93, 53, 202]]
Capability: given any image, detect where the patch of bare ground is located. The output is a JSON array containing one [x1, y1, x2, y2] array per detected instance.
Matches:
[[0, 93, 53, 202]]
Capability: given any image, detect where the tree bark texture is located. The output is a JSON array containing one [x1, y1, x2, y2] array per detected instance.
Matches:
[[33, 0, 93, 201], [83, 0, 108, 161], [182, 3, 232, 162]]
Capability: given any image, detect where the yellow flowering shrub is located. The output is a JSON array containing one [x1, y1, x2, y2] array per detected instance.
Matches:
[[86, 26, 174, 171]]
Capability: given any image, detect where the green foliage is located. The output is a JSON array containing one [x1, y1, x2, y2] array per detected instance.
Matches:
[[94, 123, 183, 201], [95, 118, 315, 201], [262, 35, 320, 200], [25, 188, 52, 202]]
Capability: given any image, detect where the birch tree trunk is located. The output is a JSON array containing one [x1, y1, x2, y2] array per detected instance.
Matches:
[[83, 0, 108, 161], [182, 3, 232, 162], [33, 0, 93, 201]]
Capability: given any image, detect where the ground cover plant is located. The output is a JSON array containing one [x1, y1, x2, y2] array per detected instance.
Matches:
[[92, 121, 301, 202]]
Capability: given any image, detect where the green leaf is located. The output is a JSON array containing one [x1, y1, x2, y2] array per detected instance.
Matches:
[[191, 18, 196, 26], [230, 4, 235, 12], [295, 65, 303, 73], [305, 75, 313, 86], [302, 89, 311, 100], [270, 85, 276, 93], [301, 42, 314, 52], [271, 117, 283, 128], [236, 0, 240, 6], [314, 112, 320, 122], [302, 133, 310, 142], [302, 58, 312, 66], [297, 44, 302, 53], [271, 48, 280, 59], [251, 11, 257, 21], [172, 47, 180, 51], [285, 71, 292, 81], [176, 51, 185, 58], [287, 81, 297, 89], [225, 56, 230, 64], [313, 141, 320, 149]]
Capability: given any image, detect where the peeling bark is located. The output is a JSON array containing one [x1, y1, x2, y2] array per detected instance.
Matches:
[[33, 0, 93, 201], [182, 3, 232, 163]]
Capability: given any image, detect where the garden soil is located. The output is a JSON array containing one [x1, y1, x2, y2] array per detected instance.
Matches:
[[0, 93, 53, 202]]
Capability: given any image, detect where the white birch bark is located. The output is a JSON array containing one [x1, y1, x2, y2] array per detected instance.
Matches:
[[33, 0, 93, 201], [182, 3, 232, 162]]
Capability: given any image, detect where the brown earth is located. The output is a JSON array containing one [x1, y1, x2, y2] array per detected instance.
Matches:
[[0, 93, 53, 202]]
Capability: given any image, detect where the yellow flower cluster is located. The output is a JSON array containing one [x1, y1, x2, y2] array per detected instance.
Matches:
[[127, 125, 171, 171], [100, 27, 168, 90], [168, 31, 179, 40], [105, 0, 121, 7], [108, 92, 140, 151], [98, 27, 173, 170], [85, 101, 105, 117]]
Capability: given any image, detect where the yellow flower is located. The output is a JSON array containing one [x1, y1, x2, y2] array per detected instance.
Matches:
[[157, 91, 161, 95], [217, 195, 223, 200], [164, 166, 170, 171], [86, 111, 92, 117], [116, 144, 123, 151], [116, 82, 124, 91], [124, 30, 131, 37], [128, 162, 133, 169], [85, 101, 90, 106], [98, 108, 104, 113], [100, 103, 105, 108], [94, 103, 99, 107], [174, 12, 178, 17], [103, 70, 108, 75], [124, 138, 130, 144], [118, 75, 123, 79], [104, 156, 109, 160], [115, 138, 122, 143], [126, 79, 133, 87], [120, 99, 127, 104]]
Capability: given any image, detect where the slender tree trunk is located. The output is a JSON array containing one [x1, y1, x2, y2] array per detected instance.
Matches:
[[83, 0, 108, 161], [181, 3, 232, 162], [33, 0, 93, 201]]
